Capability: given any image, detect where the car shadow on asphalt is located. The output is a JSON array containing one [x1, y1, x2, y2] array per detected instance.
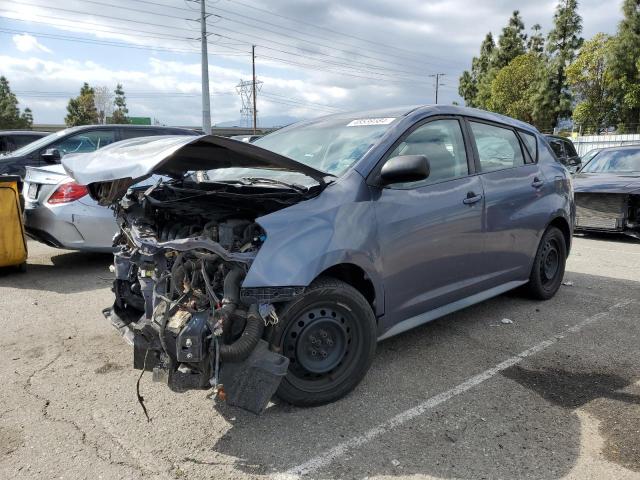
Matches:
[[575, 231, 640, 244], [0, 250, 112, 294], [207, 271, 640, 479]]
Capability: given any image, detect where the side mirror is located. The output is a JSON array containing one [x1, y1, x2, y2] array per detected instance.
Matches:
[[42, 148, 61, 163], [380, 155, 430, 186]]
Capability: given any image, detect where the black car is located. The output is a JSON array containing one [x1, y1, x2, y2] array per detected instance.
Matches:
[[0, 130, 49, 155], [573, 144, 640, 239], [545, 135, 582, 172], [0, 125, 199, 178]]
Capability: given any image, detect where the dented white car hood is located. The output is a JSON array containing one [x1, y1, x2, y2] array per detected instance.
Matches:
[[62, 134, 330, 187]]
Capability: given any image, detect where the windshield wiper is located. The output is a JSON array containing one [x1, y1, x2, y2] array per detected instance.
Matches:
[[240, 177, 308, 193]]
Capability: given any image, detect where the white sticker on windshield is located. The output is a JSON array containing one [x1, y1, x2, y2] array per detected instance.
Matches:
[[346, 117, 396, 127]]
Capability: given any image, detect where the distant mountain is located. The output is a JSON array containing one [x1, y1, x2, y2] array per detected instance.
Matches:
[[215, 114, 300, 128]]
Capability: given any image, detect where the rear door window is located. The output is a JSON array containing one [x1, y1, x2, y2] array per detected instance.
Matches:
[[51, 130, 117, 156], [470, 122, 525, 172]]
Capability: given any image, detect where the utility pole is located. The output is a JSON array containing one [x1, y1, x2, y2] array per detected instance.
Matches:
[[429, 73, 446, 104], [252, 45, 257, 134], [200, 0, 212, 134]]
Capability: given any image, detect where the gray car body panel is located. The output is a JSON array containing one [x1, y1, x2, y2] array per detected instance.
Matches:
[[23, 164, 118, 252], [65, 105, 574, 340], [244, 106, 574, 338]]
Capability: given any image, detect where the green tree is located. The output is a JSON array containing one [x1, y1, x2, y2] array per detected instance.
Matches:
[[528, 24, 545, 54], [608, 0, 640, 131], [542, 0, 584, 127], [489, 53, 549, 126], [458, 32, 495, 107], [0, 76, 33, 129], [111, 83, 129, 124], [567, 33, 617, 133], [493, 11, 528, 69], [65, 83, 99, 126]]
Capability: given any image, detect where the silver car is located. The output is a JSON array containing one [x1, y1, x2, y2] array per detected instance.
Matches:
[[23, 164, 117, 252]]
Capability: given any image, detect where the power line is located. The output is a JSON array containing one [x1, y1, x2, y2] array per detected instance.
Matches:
[[101, 0, 463, 73], [9, 0, 448, 82], [259, 91, 343, 111], [3, 12, 429, 87], [3, 8, 430, 85], [223, 0, 466, 69], [0, 27, 247, 55]]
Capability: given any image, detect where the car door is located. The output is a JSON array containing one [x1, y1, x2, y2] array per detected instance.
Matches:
[[467, 120, 546, 285], [371, 117, 486, 326]]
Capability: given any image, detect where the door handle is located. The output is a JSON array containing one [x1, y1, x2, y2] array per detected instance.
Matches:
[[531, 177, 544, 188], [463, 192, 483, 205]]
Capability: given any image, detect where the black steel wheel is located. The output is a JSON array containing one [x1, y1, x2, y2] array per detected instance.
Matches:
[[274, 277, 377, 406], [526, 226, 567, 300]]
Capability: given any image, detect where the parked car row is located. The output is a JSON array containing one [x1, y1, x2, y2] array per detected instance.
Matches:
[[4, 105, 638, 411], [0, 125, 199, 251], [3, 121, 638, 257]]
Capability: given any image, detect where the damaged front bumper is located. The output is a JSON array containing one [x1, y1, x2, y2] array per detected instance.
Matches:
[[575, 192, 640, 239]]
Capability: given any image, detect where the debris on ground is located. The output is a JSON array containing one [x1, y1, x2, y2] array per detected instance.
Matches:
[[391, 459, 401, 467], [562, 281, 574, 286], [501, 318, 514, 325]]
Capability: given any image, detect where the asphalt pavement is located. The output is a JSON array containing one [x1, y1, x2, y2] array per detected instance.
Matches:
[[0, 234, 639, 480]]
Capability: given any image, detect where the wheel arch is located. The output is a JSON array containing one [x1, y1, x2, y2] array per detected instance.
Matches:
[[547, 215, 572, 256], [315, 262, 382, 317]]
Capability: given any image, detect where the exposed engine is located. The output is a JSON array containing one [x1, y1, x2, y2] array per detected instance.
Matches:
[[104, 177, 314, 413]]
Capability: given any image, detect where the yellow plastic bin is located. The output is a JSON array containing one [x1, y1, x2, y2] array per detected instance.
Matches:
[[0, 175, 28, 272]]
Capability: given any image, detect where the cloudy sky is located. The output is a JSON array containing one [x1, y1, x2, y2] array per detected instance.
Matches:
[[0, 0, 626, 127]]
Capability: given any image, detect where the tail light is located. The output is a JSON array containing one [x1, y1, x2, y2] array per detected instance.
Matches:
[[48, 181, 88, 204]]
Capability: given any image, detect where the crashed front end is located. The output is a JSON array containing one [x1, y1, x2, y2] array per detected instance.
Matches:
[[63, 135, 328, 413], [575, 192, 640, 239]]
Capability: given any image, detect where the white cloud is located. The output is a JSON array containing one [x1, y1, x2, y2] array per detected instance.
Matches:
[[12, 33, 52, 54]]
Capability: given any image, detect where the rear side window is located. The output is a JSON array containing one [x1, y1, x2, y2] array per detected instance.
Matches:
[[519, 131, 538, 162], [470, 122, 524, 172], [51, 130, 117, 156], [548, 139, 564, 159], [564, 140, 578, 158], [385, 119, 469, 188]]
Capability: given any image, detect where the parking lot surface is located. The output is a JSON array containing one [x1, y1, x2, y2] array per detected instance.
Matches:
[[1, 235, 639, 480]]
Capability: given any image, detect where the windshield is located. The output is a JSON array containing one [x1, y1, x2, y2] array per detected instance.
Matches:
[[581, 148, 640, 174], [9, 130, 63, 156], [580, 149, 601, 166], [252, 116, 397, 176]]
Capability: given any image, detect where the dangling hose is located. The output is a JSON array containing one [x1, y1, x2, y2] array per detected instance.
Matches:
[[215, 267, 264, 362], [219, 304, 264, 362]]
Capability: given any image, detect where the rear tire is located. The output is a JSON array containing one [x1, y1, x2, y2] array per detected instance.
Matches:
[[526, 226, 566, 300], [274, 277, 377, 407]]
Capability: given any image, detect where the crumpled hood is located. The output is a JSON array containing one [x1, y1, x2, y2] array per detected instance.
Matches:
[[573, 172, 640, 194], [62, 134, 329, 188]]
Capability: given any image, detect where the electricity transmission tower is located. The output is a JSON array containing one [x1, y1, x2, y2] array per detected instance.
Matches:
[[236, 78, 262, 129]]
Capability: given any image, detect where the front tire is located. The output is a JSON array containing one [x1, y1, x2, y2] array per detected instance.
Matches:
[[274, 277, 377, 407], [526, 226, 567, 300]]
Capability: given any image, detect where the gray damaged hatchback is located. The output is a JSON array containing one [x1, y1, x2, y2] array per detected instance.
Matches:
[[64, 105, 574, 412]]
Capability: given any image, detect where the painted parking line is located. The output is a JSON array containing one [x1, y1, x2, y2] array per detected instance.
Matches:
[[274, 299, 634, 479]]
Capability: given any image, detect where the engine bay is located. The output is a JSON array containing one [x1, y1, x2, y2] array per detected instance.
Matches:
[[105, 176, 317, 413]]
